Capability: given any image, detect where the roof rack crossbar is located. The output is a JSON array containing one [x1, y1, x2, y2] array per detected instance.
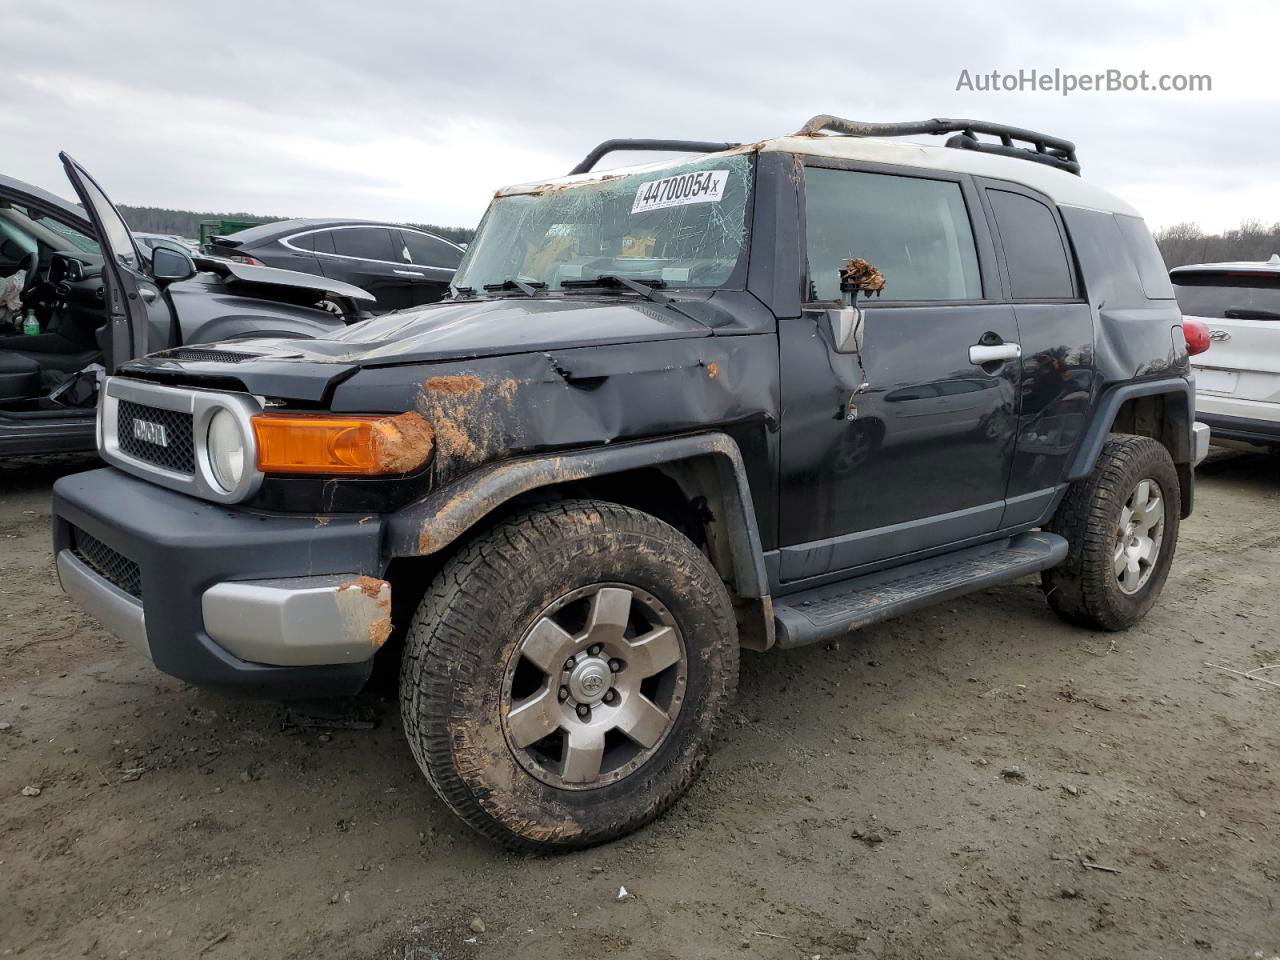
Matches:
[[795, 115, 1081, 175], [568, 139, 740, 176]]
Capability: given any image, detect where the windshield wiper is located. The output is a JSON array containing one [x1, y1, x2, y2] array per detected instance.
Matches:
[[559, 274, 672, 304], [450, 285, 476, 298], [1224, 307, 1280, 321], [482, 278, 545, 297]]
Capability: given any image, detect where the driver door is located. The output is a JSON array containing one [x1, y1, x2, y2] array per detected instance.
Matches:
[[59, 153, 171, 371]]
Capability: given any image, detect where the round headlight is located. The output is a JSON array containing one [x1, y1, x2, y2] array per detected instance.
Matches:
[[207, 409, 247, 492]]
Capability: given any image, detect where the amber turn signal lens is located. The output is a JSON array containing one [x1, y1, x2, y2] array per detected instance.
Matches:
[[252, 412, 434, 476]]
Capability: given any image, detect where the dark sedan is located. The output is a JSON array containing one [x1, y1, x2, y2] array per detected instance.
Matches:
[[206, 219, 465, 313]]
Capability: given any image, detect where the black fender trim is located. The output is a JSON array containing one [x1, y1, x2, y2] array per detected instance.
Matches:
[[1068, 378, 1194, 481], [387, 432, 770, 601]]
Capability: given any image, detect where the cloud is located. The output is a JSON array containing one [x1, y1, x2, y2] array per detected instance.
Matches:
[[3, 0, 1275, 231]]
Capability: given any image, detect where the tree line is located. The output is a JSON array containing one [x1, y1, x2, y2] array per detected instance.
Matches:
[[117, 205, 476, 246], [1155, 219, 1280, 269]]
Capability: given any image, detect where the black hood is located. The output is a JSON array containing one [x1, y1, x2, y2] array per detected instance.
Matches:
[[197, 296, 714, 366]]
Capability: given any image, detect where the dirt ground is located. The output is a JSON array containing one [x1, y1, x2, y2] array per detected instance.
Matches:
[[1, 450, 1277, 960]]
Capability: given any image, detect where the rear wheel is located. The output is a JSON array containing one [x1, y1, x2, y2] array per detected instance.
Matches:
[[1042, 435, 1180, 631], [399, 499, 739, 850]]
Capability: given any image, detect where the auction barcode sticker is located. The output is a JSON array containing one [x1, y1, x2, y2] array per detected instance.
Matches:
[[632, 170, 729, 214]]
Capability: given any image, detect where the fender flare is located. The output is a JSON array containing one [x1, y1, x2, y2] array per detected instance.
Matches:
[[387, 431, 770, 600], [1067, 378, 1194, 481]]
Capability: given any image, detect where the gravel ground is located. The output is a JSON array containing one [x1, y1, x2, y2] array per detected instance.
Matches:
[[1, 449, 1277, 960]]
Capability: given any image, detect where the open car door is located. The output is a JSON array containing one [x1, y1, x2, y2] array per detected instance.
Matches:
[[59, 153, 168, 371]]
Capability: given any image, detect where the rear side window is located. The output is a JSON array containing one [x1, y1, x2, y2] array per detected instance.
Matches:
[[987, 190, 1074, 299], [332, 227, 397, 262], [804, 167, 982, 302], [401, 230, 463, 269], [1115, 215, 1176, 299], [287, 231, 315, 251]]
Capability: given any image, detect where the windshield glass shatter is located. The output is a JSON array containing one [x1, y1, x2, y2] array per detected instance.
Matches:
[[455, 154, 752, 294]]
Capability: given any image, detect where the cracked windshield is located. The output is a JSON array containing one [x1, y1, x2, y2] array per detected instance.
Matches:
[[454, 153, 752, 293]]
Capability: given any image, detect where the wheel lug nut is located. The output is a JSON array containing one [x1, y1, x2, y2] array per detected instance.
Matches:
[[576, 704, 590, 719], [603, 689, 617, 705], [589, 644, 602, 656], [558, 686, 569, 702], [608, 659, 622, 672], [564, 657, 575, 670]]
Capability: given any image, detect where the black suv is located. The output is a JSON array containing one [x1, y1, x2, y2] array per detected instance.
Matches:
[[52, 116, 1209, 851], [206, 219, 465, 313]]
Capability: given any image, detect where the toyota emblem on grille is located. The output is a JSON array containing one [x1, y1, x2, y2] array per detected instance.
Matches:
[[132, 419, 169, 447]]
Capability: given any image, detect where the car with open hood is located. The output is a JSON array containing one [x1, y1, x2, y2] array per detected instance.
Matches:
[[52, 115, 1208, 850], [0, 155, 374, 457]]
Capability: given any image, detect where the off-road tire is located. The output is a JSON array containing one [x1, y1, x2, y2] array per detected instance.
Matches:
[[399, 499, 739, 851], [1042, 434, 1180, 631]]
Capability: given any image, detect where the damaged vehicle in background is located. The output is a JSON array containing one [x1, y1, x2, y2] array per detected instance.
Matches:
[[205, 218, 466, 314], [53, 116, 1207, 851], [0, 155, 374, 457]]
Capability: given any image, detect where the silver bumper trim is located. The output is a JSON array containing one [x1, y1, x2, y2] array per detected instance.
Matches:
[[1192, 421, 1211, 465], [56, 550, 150, 658], [201, 575, 391, 667]]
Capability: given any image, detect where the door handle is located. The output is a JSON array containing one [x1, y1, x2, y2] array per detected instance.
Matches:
[[138, 286, 158, 304], [969, 342, 1021, 364]]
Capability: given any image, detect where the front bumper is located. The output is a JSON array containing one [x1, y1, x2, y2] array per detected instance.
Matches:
[[1192, 421, 1211, 465], [52, 468, 389, 697]]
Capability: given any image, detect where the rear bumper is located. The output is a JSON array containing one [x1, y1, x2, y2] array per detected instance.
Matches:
[[1196, 411, 1280, 446], [52, 467, 389, 697], [1192, 421, 1211, 464]]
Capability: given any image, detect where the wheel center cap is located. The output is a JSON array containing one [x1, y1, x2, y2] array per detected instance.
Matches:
[[568, 658, 610, 705]]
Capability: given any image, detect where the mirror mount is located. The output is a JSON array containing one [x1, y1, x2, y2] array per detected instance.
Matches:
[[149, 246, 197, 285], [826, 258, 885, 355]]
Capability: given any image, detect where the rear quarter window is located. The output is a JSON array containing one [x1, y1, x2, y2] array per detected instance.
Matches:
[[1115, 215, 1176, 300]]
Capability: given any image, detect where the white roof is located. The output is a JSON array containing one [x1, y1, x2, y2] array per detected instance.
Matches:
[[1170, 255, 1280, 275], [497, 134, 1141, 218]]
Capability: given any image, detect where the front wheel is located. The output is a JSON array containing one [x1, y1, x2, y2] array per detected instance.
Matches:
[[1042, 434, 1181, 631], [399, 499, 739, 850]]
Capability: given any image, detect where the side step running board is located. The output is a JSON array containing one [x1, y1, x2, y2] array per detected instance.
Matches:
[[772, 532, 1067, 649]]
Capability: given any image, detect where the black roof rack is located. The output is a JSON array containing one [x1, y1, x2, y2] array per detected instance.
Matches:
[[568, 139, 740, 176], [795, 115, 1080, 175]]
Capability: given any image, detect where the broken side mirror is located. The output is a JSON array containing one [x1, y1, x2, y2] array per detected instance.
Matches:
[[150, 246, 197, 284], [826, 304, 864, 354], [826, 258, 885, 355]]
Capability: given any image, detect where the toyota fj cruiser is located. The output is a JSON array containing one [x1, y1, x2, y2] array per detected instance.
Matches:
[[52, 115, 1210, 850]]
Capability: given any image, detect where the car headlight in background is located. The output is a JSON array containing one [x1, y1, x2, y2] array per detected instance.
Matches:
[[207, 408, 248, 492]]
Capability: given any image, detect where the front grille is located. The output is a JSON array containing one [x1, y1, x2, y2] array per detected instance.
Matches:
[[72, 528, 142, 599], [117, 400, 196, 474], [161, 347, 255, 363]]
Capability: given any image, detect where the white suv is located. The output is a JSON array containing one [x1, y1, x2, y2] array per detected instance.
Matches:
[[1172, 255, 1280, 449]]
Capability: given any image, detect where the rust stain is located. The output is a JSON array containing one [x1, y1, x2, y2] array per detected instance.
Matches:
[[417, 525, 431, 555], [706, 362, 720, 379], [337, 577, 392, 649], [370, 411, 435, 474], [425, 374, 485, 395], [340, 576, 385, 600]]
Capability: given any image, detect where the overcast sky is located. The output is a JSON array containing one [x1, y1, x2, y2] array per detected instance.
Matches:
[[5, 0, 1275, 233]]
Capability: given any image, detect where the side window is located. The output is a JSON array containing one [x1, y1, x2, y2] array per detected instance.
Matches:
[[987, 190, 1075, 299], [401, 230, 463, 269], [804, 167, 982, 302], [287, 231, 316, 251], [309, 230, 335, 255], [331, 227, 397, 262]]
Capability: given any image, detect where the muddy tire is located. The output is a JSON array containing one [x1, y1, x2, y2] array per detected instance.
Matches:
[[1042, 434, 1180, 631], [399, 499, 739, 851]]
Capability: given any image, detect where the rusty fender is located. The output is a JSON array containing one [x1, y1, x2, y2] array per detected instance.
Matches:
[[386, 431, 768, 600]]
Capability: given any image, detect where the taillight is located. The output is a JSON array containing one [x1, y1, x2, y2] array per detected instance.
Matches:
[[1183, 318, 1211, 356], [229, 254, 264, 266]]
